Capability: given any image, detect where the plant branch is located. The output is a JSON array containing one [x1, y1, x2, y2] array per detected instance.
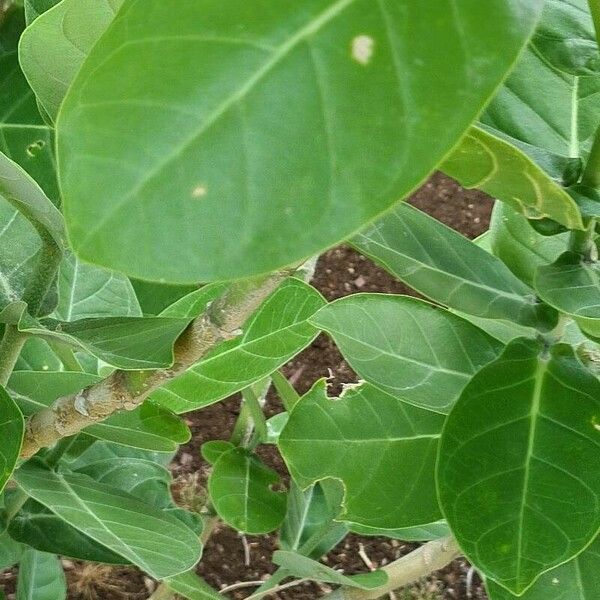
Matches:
[[323, 537, 461, 600], [0, 325, 27, 386], [20, 272, 288, 457]]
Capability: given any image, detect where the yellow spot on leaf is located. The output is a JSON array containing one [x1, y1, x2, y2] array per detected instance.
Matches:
[[191, 184, 207, 198]]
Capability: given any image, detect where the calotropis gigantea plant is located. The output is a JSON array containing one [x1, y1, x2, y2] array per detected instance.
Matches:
[[1, 0, 600, 598]]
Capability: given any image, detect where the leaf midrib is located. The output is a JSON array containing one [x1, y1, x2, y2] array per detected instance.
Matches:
[[78, 0, 360, 250]]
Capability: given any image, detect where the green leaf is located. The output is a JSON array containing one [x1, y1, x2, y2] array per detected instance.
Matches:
[[532, 0, 600, 76], [19, 0, 125, 120], [14, 314, 189, 369], [482, 41, 600, 167], [437, 338, 600, 595], [159, 283, 227, 318], [0, 11, 58, 203], [353, 203, 558, 330], [535, 252, 600, 339], [8, 370, 189, 451], [24, 0, 62, 24], [200, 440, 234, 466], [310, 294, 502, 413], [279, 381, 444, 528], [56, 0, 544, 283], [53, 251, 141, 321], [272, 550, 387, 589], [0, 531, 23, 570], [131, 279, 200, 317], [442, 126, 583, 229], [486, 534, 600, 600], [349, 521, 451, 542], [151, 278, 324, 413], [16, 549, 66, 600], [9, 500, 127, 564], [489, 202, 568, 287], [164, 571, 222, 600], [15, 459, 201, 579], [280, 482, 346, 558], [0, 385, 24, 494], [208, 447, 287, 534]]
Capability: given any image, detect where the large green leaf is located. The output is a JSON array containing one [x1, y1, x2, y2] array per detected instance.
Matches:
[[310, 294, 502, 413], [352, 203, 558, 330], [482, 34, 600, 168], [151, 278, 324, 413], [15, 459, 201, 579], [208, 447, 287, 534], [532, 0, 600, 76], [489, 202, 569, 287], [442, 126, 583, 229], [437, 338, 600, 595], [8, 370, 189, 451], [486, 535, 600, 600], [53, 251, 141, 321], [16, 549, 66, 600], [24, 1, 62, 25], [279, 381, 444, 528], [535, 252, 600, 339], [9, 499, 127, 564], [0, 531, 22, 570], [0, 385, 24, 493], [56, 0, 544, 283], [0, 10, 57, 203], [19, 0, 125, 120]]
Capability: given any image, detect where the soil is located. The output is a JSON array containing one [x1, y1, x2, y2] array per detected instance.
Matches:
[[1, 173, 493, 600]]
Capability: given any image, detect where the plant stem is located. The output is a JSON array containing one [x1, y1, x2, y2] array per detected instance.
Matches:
[[242, 379, 269, 444], [569, 218, 597, 258], [20, 271, 289, 457], [271, 370, 301, 411], [49, 341, 83, 372], [229, 402, 252, 446], [322, 537, 461, 600], [582, 123, 600, 189], [0, 325, 26, 386]]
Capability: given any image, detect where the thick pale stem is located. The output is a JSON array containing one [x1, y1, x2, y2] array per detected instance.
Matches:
[[324, 537, 461, 600], [20, 272, 287, 457]]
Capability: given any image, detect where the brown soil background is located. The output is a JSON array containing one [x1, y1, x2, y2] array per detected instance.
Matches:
[[1, 173, 493, 600]]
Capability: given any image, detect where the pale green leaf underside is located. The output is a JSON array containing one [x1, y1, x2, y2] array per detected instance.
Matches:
[[279, 381, 445, 528], [352, 203, 557, 331], [437, 339, 600, 595], [57, 0, 544, 282], [209, 447, 287, 534], [486, 535, 600, 600], [349, 520, 451, 542], [535, 251, 600, 339], [16, 549, 66, 600], [15, 459, 202, 579], [19, 0, 125, 120], [164, 571, 222, 600], [151, 278, 324, 413], [309, 294, 502, 413], [442, 126, 583, 229], [0, 385, 24, 494]]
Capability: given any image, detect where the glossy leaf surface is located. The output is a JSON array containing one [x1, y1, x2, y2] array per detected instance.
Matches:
[[279, 381, 444, 528], [151, 278, 324, 413], [353, 203, 557, 330], [15, 459, 202, 579], [164, 571, 222, 600], [57, 0, 544, 282], [437, 339, 600, 594], [209, 448, 287, 534], [310, 295, 502, 413]]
